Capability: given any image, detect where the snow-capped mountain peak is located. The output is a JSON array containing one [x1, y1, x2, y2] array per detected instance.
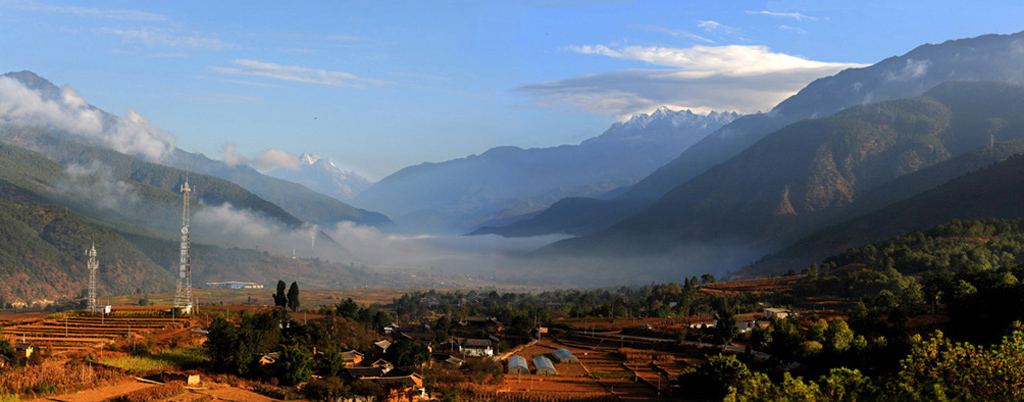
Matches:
[[268, 152, 373, 202], [585, 107, 740, 145], [300, 152, 321, 165]]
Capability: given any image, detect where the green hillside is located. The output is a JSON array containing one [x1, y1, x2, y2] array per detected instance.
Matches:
[[0, 182, 174, 301], [793, 218, 1024, 343]]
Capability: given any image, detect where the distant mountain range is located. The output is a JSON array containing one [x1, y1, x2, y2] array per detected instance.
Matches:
[[0, 71, 391, 230], [266, 152, 373, 202], [538, 80, 1024, 281], [488, 30, 1024, 239], [352, 108, 738, 233]]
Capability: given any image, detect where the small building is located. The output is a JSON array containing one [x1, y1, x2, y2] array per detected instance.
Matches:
[[0, 354, 11, 368], [370, 358, 394, 373], [533, 356, 557, 376], [14, 343, 33, 360], [463, 339, 493, 357], [341, 349, 364, 367], [764, 308, 791, 320], [445, 355, 464, 368], [552, 348, 579, 363], [507, 355, 529, 374], [384, 323, 401, 336], [438, 340, 462, 353], [374, 339, 392, 354]]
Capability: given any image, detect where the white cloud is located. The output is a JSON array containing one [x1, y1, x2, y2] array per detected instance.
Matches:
[[109, 108, 177, 161], [221, 144, 248, 166], [327, 221, 570, 272], [745, 10, 818, 21], [779, 25, 807, 34], [0, 76, 176, 161], [523, 44, 866, 118], [697, 20, 741, 37], [885, 58, 931, 82], [21, 3, 168, 21], [98, 27, 232, 50], [255, 148, 300, 170], [191, 203, 352, 261], [210, 59, 390, 89], [58, 161, 140, 210]]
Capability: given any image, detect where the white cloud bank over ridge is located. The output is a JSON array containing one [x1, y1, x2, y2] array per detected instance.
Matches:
[[519, 44, 866, 119], [221, 144, 301, 170], [0, 76, 176, 160]]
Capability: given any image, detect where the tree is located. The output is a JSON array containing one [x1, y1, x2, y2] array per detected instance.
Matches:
[[824, 319, 854, 354], [0, 338, 14, 359], [696, 354, 752, 399], [701, 274, 716, 284], [714, 309, 740, 346], [336, 298, 359, 319], [385, 340, 430, 367], [287, 281, 301, 312], [278, 343, 313, 385], [273, 280, 288, 308], [818, 368, 876, 402], [206, 316, 240, 372]]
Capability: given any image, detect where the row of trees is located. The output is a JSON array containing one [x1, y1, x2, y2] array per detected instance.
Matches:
[[272, 280, 300, 312], [687, 329, 1024, 401]]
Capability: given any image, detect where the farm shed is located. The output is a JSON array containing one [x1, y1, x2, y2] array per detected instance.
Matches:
[[552, 348, 579, 363], [508, 355, 529, 374], [533, 356, 558, 376]]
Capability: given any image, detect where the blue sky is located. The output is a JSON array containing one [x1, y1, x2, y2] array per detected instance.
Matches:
[[1, 0, 1022, 180]]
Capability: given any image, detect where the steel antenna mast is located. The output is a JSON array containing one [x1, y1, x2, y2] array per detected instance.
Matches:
[[173, 174, 194, 313]]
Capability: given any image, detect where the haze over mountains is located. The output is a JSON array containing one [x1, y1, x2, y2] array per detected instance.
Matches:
[[486, 31, 1024, 239], [6, 30, 1024, 296], [352, 108, 738, 233]]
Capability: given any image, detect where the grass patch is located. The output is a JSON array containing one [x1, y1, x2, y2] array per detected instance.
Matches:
[[100, 347, 208, 371]]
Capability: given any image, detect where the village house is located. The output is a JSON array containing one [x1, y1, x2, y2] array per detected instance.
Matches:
[[14, 343, 33, 360], [764, 308, 792, 320], [374, 339, 392, 354], [342, 349, 364, 367], [462, 338, 493, 357]]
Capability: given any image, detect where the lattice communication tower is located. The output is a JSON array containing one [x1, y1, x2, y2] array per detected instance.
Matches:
[[173, 178, 193, 313], [87, 243, 98, 313]]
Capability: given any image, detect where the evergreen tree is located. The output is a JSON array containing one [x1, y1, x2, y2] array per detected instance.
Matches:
[[287, 281, 301, 312], [273, 280, 287, 308]]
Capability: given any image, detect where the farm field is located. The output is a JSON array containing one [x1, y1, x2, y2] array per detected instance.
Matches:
[[0, 311, 187, 354], [493, 338, 682, 401]]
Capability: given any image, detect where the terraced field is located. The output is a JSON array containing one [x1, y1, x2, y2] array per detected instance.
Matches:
[[1, 313, 184, 353]]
